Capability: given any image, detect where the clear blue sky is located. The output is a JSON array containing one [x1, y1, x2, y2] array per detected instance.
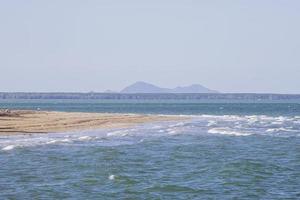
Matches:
[[0, 0, 299, 93]]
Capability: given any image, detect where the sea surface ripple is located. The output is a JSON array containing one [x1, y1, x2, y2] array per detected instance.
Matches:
[[0, 101, 300, 199]]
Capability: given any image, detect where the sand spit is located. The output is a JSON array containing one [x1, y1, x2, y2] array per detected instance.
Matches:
[[0, 109, 180, 135]]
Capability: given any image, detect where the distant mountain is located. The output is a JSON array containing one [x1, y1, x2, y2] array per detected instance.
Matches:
[[172, 84, 219, 93], [120, 81, 218, 93], [121, 81, 170, 93]]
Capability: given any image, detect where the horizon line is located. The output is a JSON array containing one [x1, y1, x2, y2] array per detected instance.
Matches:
[[0, 91, 300, 95]]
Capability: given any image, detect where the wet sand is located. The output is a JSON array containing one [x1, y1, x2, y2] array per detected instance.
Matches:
[[0, 110, 180, 135]]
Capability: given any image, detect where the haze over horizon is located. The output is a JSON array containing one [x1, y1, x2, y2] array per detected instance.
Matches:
[[0, 1, 299, 94]]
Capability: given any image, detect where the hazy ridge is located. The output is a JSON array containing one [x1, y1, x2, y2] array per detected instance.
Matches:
[[120, 81, 218, 93]]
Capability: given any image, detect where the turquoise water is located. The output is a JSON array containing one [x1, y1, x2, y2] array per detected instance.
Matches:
[[1, 100, 300, 199], [1, 99, 300, 116]]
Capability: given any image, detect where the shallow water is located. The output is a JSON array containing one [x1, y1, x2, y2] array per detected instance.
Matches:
[[1, 101, 300, 199]]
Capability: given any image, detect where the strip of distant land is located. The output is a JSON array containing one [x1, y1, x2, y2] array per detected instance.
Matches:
[[0, 110, 181, 135], [0, 92, 299, 100]]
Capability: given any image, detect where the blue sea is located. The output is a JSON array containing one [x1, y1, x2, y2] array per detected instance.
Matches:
[[1, 100, 300, 199]]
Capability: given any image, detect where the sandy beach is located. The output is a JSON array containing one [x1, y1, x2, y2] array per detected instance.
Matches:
[[0, 109, 179, 135]]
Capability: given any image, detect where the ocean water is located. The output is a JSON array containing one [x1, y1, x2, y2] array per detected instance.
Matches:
[[0, 100, 300, 199]]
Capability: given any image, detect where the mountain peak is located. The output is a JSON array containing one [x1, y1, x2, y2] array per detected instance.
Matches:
[[120, 82, 218, 93], [132, 81, 155, 87], [121, 81, 169, 93]]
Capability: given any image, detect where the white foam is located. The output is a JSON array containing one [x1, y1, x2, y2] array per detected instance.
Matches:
[[247, 116, 259, 124], [78, 136, 92, 140], [208, 128, 251, 136], [46, 140, 57, 144], [271, 121, 283, 125], [60, 139, 71, 143], [2, 145, 15, 151], [266, 128, 276, 133], [200, 115, 243, 121], [152, 125, 162, 129], [277, 116, 286, 122], [168, 122, 186, 128], [207, 120, 217, 127], [107, 130, 121, 136], [166, 128, 176, 133], [168, 130, 178, 135], [108, 174, 115, 180], [107, 130, 129, 137], [234, 124, 243, 129], [266, 128, 298, 133]]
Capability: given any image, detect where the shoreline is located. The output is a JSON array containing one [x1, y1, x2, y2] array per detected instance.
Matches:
[[0, 109, 182, 136]]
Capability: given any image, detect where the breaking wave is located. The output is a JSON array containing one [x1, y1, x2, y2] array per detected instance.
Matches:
[[208, 128, 251, 136], [1, 114, 299, 151]]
